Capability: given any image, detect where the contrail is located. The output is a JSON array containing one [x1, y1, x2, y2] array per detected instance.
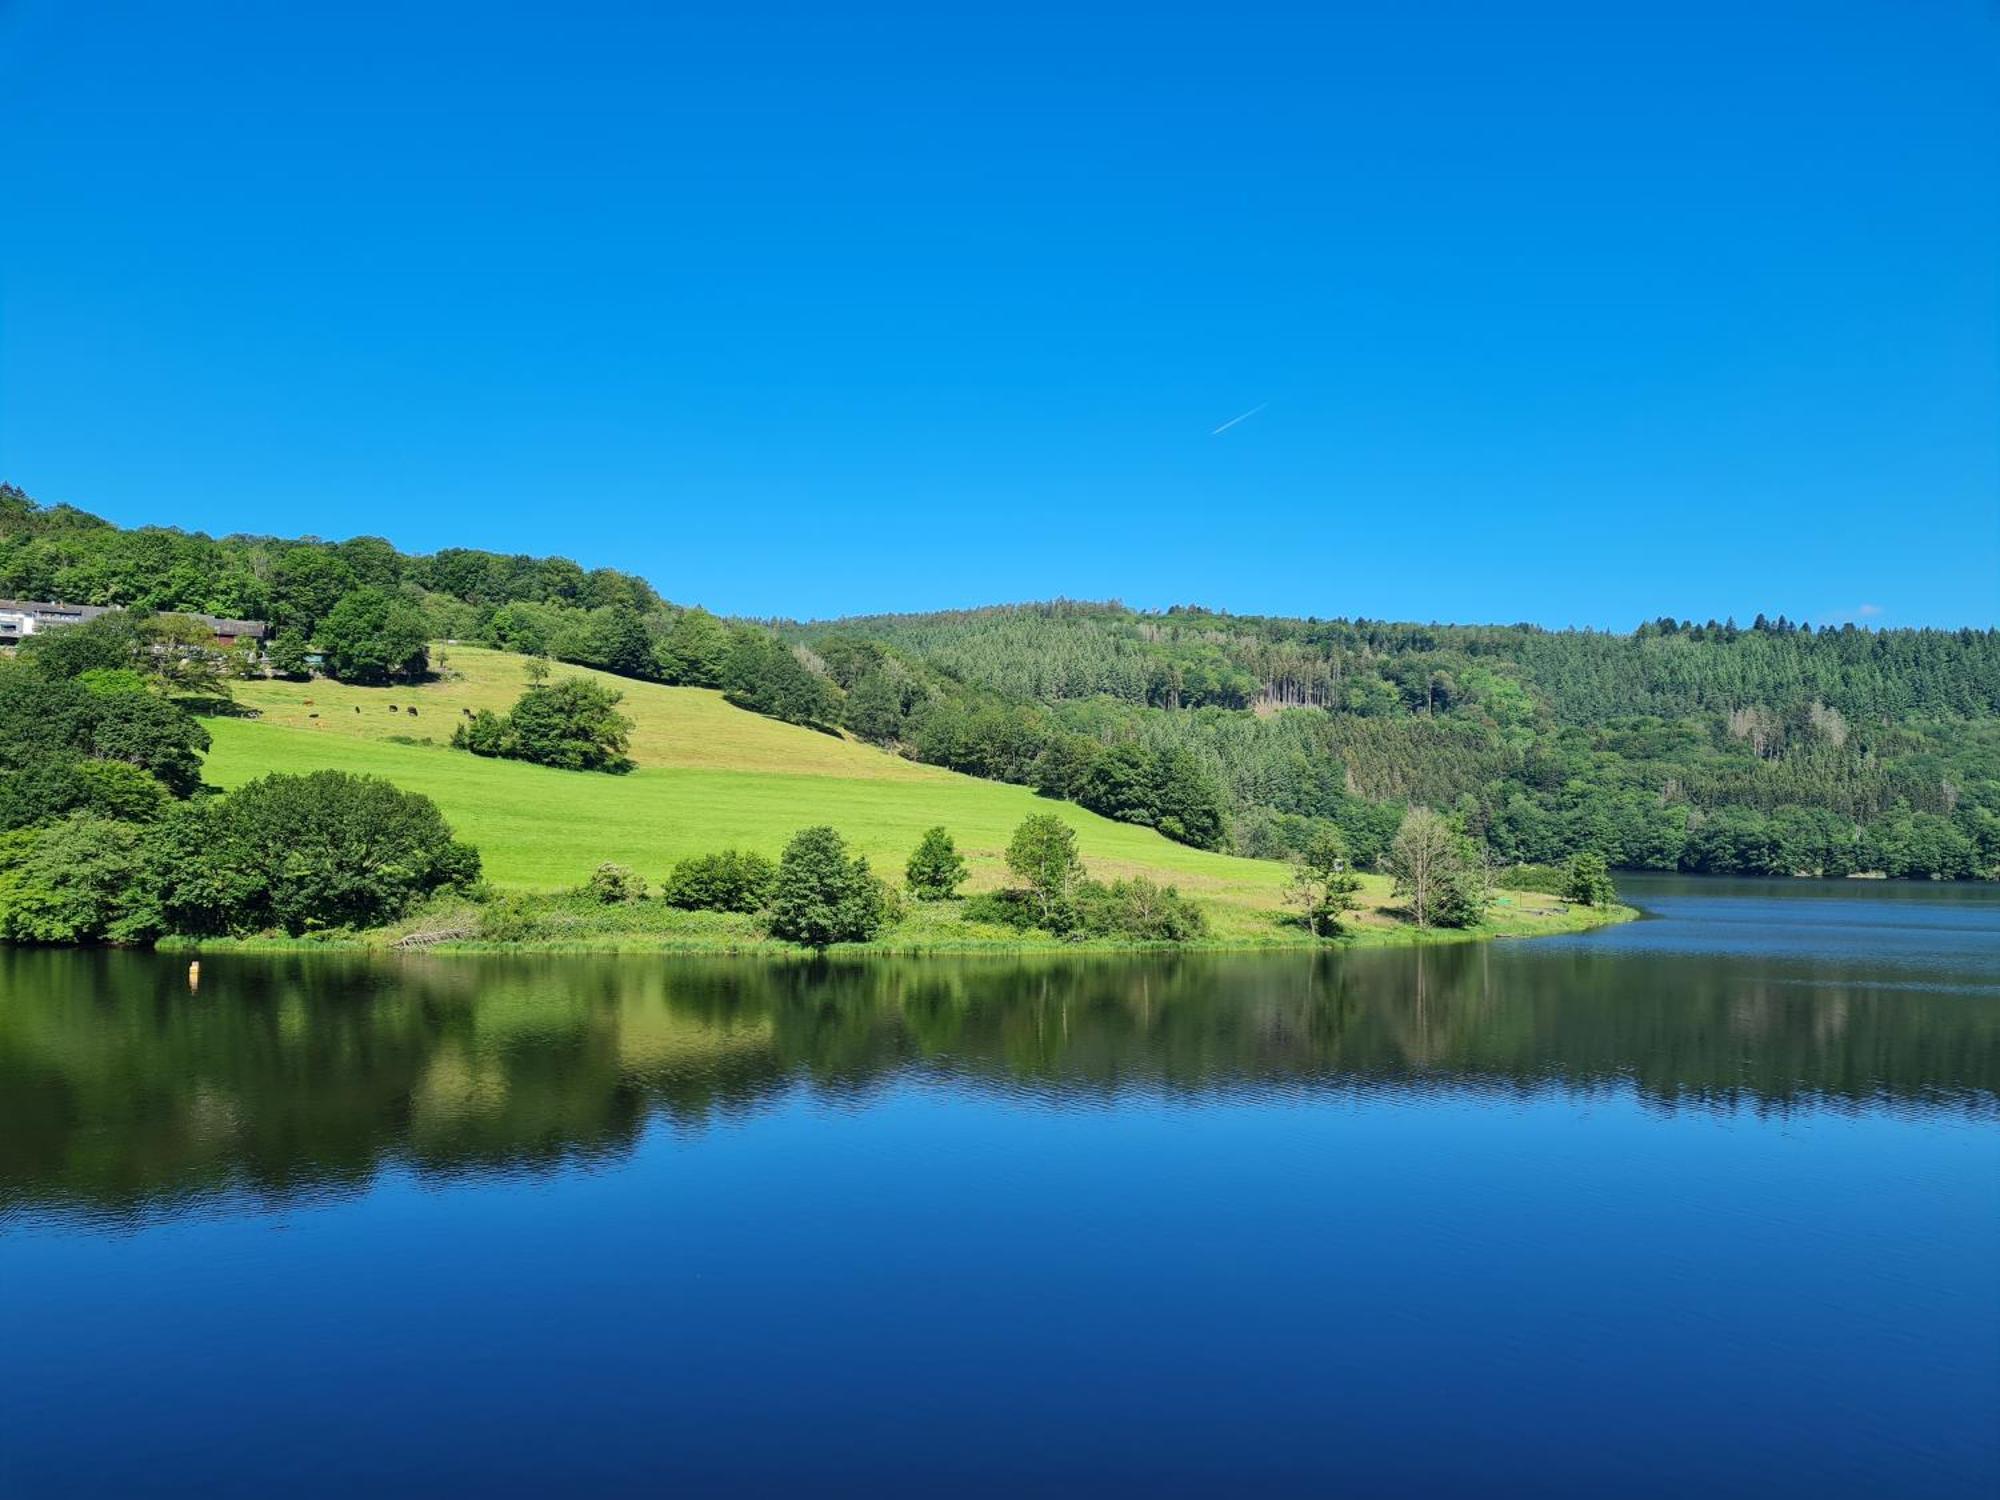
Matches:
[[1211, 402, 1267, 435]]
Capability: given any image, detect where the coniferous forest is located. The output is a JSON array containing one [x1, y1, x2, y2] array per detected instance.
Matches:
[[4, 483, 1995, 881]]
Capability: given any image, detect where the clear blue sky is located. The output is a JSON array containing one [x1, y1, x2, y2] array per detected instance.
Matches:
[[2, 0, 1994, 627]]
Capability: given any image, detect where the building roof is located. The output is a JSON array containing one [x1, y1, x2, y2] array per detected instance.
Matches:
[[0, 600, 268, 638]]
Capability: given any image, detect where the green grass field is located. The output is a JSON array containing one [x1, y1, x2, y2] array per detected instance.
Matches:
[[201, 646, 1615, 947]]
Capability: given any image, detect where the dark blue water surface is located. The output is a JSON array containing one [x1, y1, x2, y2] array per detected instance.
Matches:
[[3, 878, 1996, 1495]]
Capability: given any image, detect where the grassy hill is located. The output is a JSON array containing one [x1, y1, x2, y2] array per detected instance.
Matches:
[[202, 645, 1607, 947]]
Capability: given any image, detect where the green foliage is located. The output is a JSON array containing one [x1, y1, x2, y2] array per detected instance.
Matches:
[[580, 862, 648, 903], [0, 815, 155, 943], [1072, 876, 1208, 941], [904, 825, 968, 899], [0, 660, 210, 812], [213, 771, 481, 933], [318, 587, 430, 683], [961, 888, 1040, 930], [0, 754, 171, 831], [767, 826, 888, 947], [661, 849, 777, 912], [1286, 826, 1362, 936], [76, 684, 211, 796], [265, 630, 313, 679], [792, 602, 2000, 881], [723, 633, 838, 727], [1385, 807, 1488, 929], [1563, 851, 1618, 907], [269, 548, 357, 636], [17, 613, 143, 680], [71, 760, 171, 823], [132, 613, 234, 699], [452, 678, 634, 773], [1005, 813, 1086, 927], [592, 606, 655, 679], [656, 608, 734, 686], [141, 799, 265, 936], [844, 671, 911, 745], [7, 487, 1995, 883], [1493, 863, 1569, 895], [963, 872, 1206, 941]]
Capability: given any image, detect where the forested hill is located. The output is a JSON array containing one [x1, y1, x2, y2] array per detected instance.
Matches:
[[785, 604, 2000, 880], [804, 601, 2000, 723], [3, 485, 1995, 880]]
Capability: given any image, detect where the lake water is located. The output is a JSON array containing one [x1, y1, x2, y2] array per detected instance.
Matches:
[[3, 877, 1996, 1495]]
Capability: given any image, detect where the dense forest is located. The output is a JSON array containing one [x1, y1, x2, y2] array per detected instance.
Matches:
[[791, 603, 2000, 879], [3, 483, 1995, 880]]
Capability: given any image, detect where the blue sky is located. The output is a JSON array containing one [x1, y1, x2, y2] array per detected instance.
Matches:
[[2, 0, 1994, 626]]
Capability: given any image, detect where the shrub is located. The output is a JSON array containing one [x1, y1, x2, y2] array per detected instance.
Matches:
[[905, 825, 968, 899], [1494, 863, 1568, 895], [767, 826, 889, 948], [661, 849, 776, 912], [1073, 877, 1208, 942], [581, 862, 648, 904], [961, 888, 1040, 931]]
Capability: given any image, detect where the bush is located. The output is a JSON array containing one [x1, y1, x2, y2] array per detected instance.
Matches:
[[1494, 863, 1568, 895], [905, 825, 967, 899], [1073, 877, 1208, 942], [661, 849, 776, 912], [961, 888, 1040, 931], [581, 862, 647, 904], [766, 826, 889, 947]]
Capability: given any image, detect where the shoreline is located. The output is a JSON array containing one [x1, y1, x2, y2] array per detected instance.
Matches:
[[153, 899, 1639, 958]]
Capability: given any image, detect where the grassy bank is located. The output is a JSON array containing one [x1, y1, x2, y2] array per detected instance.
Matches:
[[195, 644, 1635, 954], [159, 887, 1637, 957]]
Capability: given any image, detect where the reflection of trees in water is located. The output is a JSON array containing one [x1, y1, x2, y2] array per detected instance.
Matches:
[[2, 945, 1993, 1221]]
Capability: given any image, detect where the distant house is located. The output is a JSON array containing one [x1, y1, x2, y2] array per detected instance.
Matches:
[[203, 616, 269, 648], [0, 600, 269, 647]]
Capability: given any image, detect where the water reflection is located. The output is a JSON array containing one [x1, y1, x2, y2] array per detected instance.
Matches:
[[5, 930, 1995, 1226]]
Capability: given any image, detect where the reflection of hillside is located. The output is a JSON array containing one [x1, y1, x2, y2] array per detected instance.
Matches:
[[2, 946, 1993, 1223]]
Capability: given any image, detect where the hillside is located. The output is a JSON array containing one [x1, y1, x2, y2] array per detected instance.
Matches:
[[201, 645, 1596, 945], [6, 486, 1994, 882]]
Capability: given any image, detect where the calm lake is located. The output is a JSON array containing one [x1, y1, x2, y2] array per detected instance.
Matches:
[[3, 877, 1996, 1495]]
